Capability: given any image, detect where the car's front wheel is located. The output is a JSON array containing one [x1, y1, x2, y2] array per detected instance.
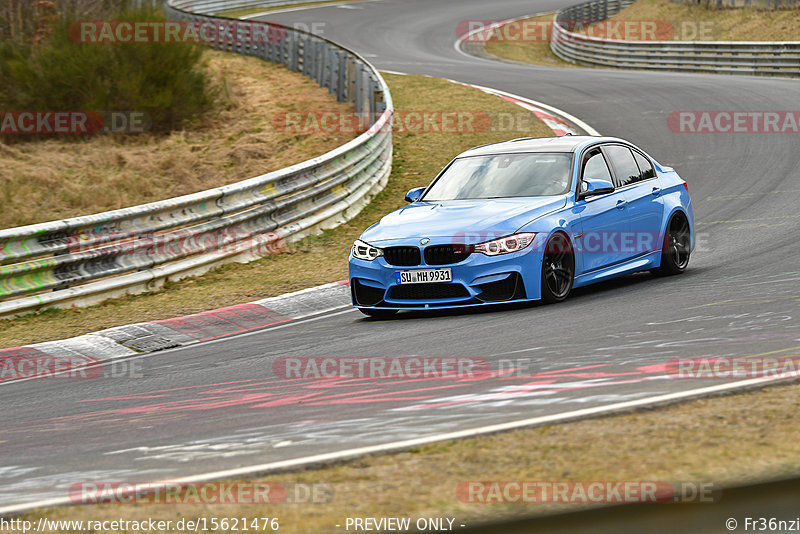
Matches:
[[653, 213, 691, 276], [541, 232, 574, 304], [358, 308, 399, 319]]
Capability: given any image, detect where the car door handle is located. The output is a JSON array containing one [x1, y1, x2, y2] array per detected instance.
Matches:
[[616, 199, 627, 209], [651, 187, 661, 196]]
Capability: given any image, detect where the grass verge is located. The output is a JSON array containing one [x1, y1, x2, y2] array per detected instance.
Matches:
[[484, 1, 800, 68], [483, 13, 575, 69], [597, 0, 800, 41], [0, 49, 354, 228], [0, 73, 551, 348], [11, 381, 800, 532]]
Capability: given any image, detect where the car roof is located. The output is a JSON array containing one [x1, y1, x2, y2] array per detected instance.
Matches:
[[459, 136, 628, 157]]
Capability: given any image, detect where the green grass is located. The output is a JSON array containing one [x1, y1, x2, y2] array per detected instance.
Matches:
[[1, 5, 212, 135]]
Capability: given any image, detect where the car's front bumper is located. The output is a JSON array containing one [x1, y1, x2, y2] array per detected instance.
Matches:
[[348, 240, 544, 311]]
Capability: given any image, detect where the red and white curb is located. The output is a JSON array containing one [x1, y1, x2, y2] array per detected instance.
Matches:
[[453, 80, 582, 136], [391, 71, 599, 137], [0, 281, 352, 380]]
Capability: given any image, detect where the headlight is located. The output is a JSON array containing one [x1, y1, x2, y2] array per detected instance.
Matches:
[[473, 232, 536, 256], [352, 239, 383, 261]]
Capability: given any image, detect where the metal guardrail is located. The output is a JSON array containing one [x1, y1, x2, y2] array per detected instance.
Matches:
[[550, 0, 800, 77], [0, 0, 393, 319]]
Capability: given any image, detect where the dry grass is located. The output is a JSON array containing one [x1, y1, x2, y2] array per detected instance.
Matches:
[[11, 381, 800, 532], [0, 49, 354, 228], [0, 73, 551, 348], [483, 13, 576, 68], [601, 0, 800, 41]]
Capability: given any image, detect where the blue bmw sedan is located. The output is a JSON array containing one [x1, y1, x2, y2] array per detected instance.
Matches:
[[349, 136, 694, 318]]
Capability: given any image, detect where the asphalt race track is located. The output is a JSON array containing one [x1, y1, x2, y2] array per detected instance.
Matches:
[[2, 0, 800, 511]]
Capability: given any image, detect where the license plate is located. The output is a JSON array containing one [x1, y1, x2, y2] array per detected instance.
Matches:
[[396, 268, 452, 284]]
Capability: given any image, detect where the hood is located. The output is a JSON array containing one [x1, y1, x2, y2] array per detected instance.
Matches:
[[361, 196, 567, 244]]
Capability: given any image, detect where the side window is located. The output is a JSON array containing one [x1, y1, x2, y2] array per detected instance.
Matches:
[[632, 150, 656, 181], [581, 148, 613, 184], [604, 145, 640, 187]]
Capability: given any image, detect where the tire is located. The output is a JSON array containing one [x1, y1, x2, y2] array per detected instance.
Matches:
[[541, 232, 575, 304], [359, 308, 399, 319], [653, 213, 691, 276]]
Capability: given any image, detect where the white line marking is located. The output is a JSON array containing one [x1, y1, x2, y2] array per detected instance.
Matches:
[[0, 374, 792, 515], [241, 0, 381, 19], [467, 83, 601, 136], [183, 306, 355, 349]]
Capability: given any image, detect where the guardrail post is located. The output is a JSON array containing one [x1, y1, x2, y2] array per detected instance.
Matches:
[[302, 37, 312, 77], [281, 29, 290, 66], [368, 79, 376, 117], [322, 46, 332, 91], [289, 33, 300, 71], [346, 57, 355, 103], [263, 30, 272, 62], [316, 42, 325, 85], [354, 62, 363, 115], [336, 51, 347, 102], [272, 26, 281, 62], [329, 49, 339, 96]]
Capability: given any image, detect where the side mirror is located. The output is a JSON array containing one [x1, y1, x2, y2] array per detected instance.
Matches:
[[579, 178, 615, 200], [404, 186, 426, 203]]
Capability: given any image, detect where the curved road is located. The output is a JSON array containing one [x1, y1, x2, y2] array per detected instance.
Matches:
[[2, 0, 799, 511]]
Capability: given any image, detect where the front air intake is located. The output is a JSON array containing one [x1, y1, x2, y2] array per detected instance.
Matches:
[[383, 246, 421, 266], [352, 279, 385, 306], [475, 273, 525, 302], [388, 283, 470, 300]]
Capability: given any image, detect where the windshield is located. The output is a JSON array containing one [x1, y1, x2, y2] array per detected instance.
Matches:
[[422, 152, 573, 200]]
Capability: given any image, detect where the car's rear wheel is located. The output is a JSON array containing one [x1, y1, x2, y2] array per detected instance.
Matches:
[[359, 308, 398, 319], [541, 232, 574, 304], [653, 213, 691, 276]]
